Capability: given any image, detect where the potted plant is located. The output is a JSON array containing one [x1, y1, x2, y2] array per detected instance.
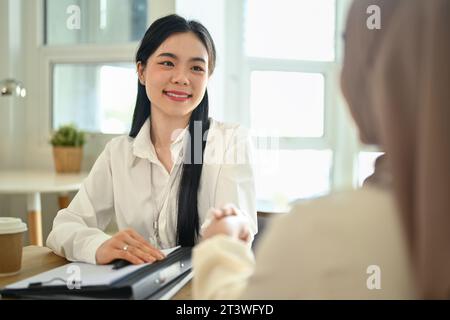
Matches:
[[50, 124, 86, 173]]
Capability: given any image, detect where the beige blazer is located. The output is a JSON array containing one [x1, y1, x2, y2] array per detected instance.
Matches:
[[193, 187, 417, 299]]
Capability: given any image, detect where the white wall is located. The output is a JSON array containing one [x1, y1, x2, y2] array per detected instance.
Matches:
[[0, 0, 26, 170]]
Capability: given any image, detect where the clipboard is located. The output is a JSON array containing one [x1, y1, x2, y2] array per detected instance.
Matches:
[[0, 246, 192, 300]]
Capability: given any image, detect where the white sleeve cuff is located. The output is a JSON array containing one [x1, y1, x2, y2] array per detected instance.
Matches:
[[80, 232, 112, 264], [193, 235, 255, 299]]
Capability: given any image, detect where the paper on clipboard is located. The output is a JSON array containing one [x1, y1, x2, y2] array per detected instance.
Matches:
[[6, 246, 180, 290]]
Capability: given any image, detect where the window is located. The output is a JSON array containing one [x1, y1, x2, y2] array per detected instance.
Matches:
[[250, 71, 325, 137], [52, 63, 136, 134], [237, 0, 354, 208], [255, 149, 332, 212], [244, 0, 336, 61], [44, 0, 150, 134]]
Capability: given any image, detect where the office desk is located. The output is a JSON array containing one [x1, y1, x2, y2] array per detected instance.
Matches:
[[0, 246, 192, 300], [0, 171, 87, 246]]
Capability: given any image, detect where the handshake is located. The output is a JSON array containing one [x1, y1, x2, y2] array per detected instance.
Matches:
[[201, 204, 252, 243]]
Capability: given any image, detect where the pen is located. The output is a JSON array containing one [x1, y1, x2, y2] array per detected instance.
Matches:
[[112, 248, 176, 270], [112, 259, 131, 270]]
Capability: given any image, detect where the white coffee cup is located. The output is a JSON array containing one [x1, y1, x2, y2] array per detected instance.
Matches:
[[0, 217, 27, 276]]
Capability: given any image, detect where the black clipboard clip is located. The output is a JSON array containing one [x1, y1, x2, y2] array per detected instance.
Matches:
[[28, 277, 81, 288]]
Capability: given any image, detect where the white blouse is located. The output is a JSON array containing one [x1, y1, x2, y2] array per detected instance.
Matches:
[[46, 118, 257, 264]]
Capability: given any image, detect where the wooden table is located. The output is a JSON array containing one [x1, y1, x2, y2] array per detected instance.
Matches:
[[0, 246, 192, 300], [0, 171, 87, 246]]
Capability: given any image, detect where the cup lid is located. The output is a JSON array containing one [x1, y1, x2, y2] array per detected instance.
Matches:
[[0, 217, 27, 235]]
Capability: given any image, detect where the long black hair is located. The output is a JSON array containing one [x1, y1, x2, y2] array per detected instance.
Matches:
[[129, 14, 216, 246]]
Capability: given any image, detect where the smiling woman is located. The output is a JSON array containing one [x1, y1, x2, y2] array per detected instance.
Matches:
[[137, 32, 210, 120], [130, 15, 217, 248], [46, 14, 258, 267]]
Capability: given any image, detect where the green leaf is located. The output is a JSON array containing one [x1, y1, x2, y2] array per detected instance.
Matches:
[[50, 124, 86, 147]]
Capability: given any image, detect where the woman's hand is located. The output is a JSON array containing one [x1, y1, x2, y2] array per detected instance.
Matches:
[[202, 204, 251, 243], [95, 228, 165, 265]]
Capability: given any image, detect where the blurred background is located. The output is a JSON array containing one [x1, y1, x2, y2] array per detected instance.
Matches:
[[0, 0, 382, 245]]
